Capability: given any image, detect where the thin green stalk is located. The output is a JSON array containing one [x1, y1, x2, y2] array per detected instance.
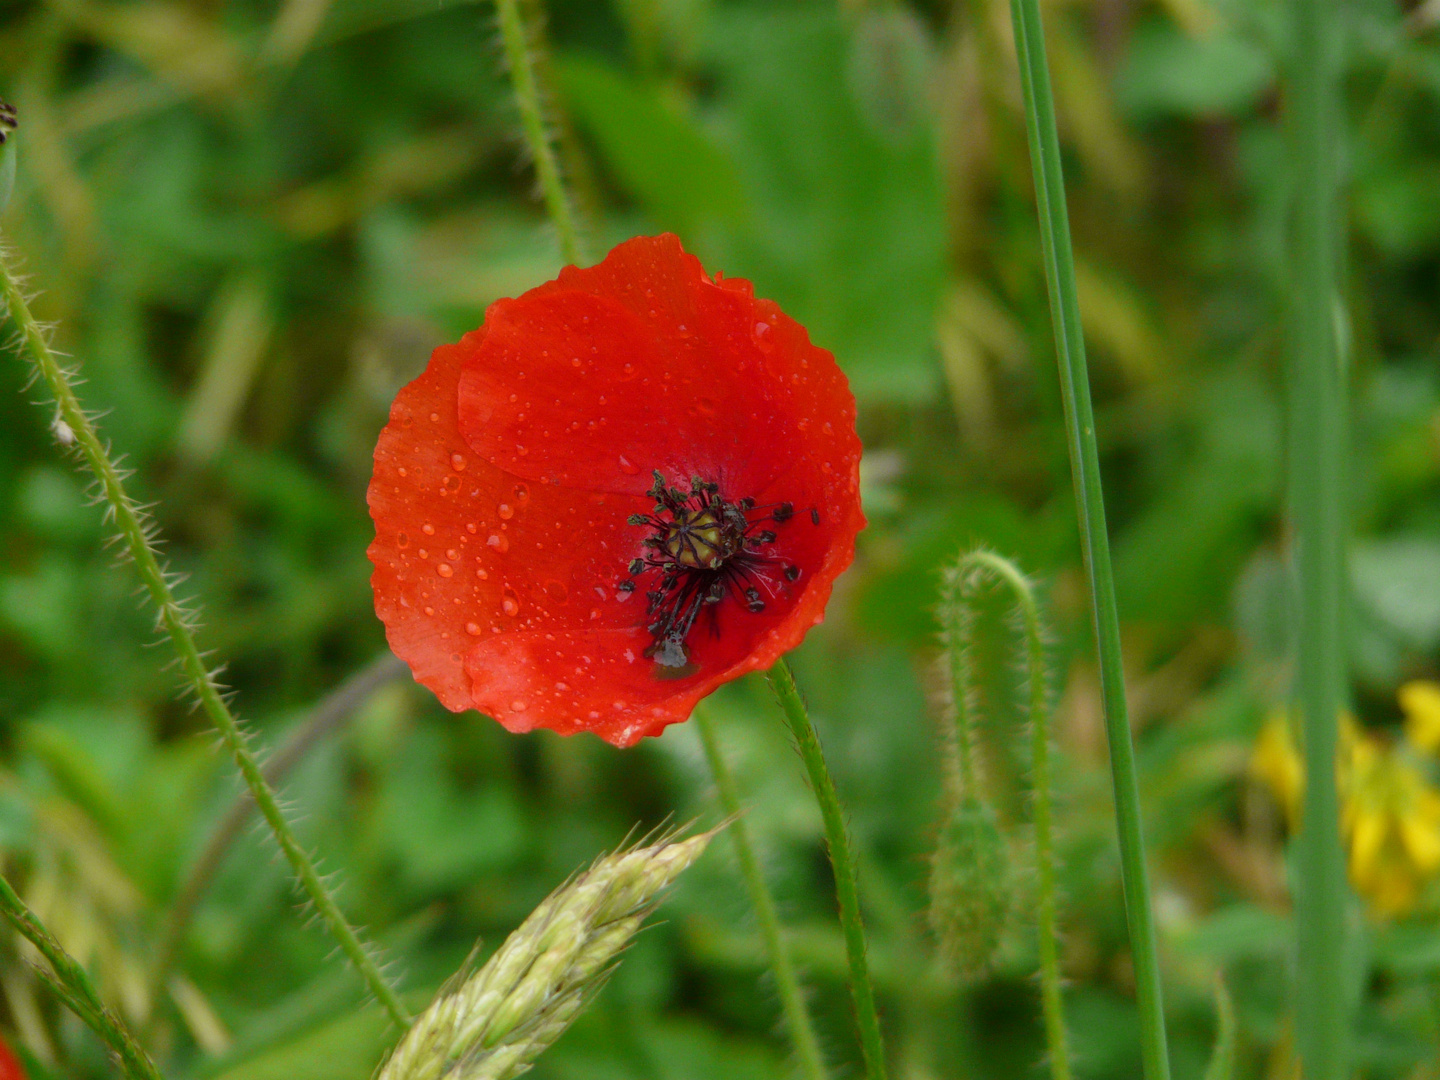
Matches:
[[495, 0, 583, 266], [767, 660, 887, 1080], [1286, 0, 1349, 1073], [695, 708, 830, 1080], [955, 552, 1070, 1080], [1003, 3, 1170, 1078], [0, 247, 412, 1033], [0, 872, 164, 1080]]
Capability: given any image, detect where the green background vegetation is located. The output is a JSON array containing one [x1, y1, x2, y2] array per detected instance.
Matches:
[[1, 0, 1438, 1077]]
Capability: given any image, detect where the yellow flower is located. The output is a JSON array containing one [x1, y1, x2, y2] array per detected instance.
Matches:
[[1249, 699, 1440, 917], [1341, 732, 1440, 917], [1399, 680, 1440, 754], [1250, 711, 1304, 827]]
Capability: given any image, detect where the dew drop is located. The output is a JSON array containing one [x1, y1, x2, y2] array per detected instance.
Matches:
[[571, 356, 582, 367], [545, 580, 569, 601], [429, 412, 439, 422], [443, 475, 461, 491], [446, 549, 459, 561], [437, 563, 453, 577], [555, 681, 569, 691], [514, 484, 530, 506], [618, 455, 638, 475], [511, 700, 527, 713], [488, 533, 510, 553], [450, 453, 466, 471], [498, 503, 515, 520], [418, 549, 429, 559], [588, 710, 601, 720], [822, 422, 834, 435], [466, 522, 478, 534], [502, 589, 521, 617], [477, 568, 489, 580], [396, 532, 410, 548], [423, 605, 434, 616], [422, 523, 435, 536], [466, 622, 482, 636]]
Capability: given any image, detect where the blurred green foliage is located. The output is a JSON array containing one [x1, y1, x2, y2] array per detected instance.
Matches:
[[2, 0, 1440, 1078]]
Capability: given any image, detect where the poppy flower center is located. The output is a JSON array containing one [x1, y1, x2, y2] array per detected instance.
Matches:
[[620, 472, 801, 671]]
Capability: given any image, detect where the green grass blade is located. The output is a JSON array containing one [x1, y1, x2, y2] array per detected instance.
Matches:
[[1003, 2, 1170, 1077], [1286, 0, 1350, 1075]]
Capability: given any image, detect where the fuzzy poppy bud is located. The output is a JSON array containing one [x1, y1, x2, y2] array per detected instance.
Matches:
[[928, 796, 1014, 979]]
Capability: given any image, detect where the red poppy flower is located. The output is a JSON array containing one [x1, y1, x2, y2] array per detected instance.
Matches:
[[0, 1035, 26, 1080], [368, 234, 863, 746]]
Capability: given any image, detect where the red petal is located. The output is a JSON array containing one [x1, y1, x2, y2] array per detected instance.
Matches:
[[0, 1037, 25, 1080]]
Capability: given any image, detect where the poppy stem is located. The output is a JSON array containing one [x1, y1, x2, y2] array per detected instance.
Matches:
[[0, 872, 165, 1080], [1003, 1, 1171, 1078], [0, 246, 413, 1034], [694, 707, 831, 1080], [1286, 0, 1350, 1070], [950, 552, 1071, 1080], [495, 0, 585, 266], [767, 659, 888, 1080]]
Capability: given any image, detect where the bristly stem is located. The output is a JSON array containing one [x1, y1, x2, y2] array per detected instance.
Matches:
[[695, 708, 830, 1080], [953, 551, 1071, 1080], [0, 872, 165, 1080], [1003, 2, 1171, 1078], [1287, 0, 1349, 1071], [0, 246, 412, 1033], [495, 0, 584, 266], [767, 659, 887, 1080]]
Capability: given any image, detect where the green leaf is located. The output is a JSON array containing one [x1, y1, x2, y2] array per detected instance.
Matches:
[[701, 7, 947, 405], [207, 1006, 392, 1080], [1116, 19, 1274, 120], [554, 54, 747, 237]]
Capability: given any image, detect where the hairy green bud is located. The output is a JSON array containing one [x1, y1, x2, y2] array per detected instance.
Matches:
[[927, 796, 1013, 979]]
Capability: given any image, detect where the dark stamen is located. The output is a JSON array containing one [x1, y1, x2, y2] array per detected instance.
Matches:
[[625, 472, 799, 669]]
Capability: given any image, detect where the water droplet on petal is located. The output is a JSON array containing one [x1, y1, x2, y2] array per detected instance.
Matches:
[[443, 475, 460, 491], [437, 563, 453, 577], [502, 589, 520, 617], [422, 523, 435, 536], [514, 484, 530, 506], [618, 455, 638, 475], [488, 533, 509, 553], [450, 453, 466, 471], [498, 503, 514, 520], [396, 532, 410, 548], [466, 622, 482, 635], [511, 700, 527, 713]]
